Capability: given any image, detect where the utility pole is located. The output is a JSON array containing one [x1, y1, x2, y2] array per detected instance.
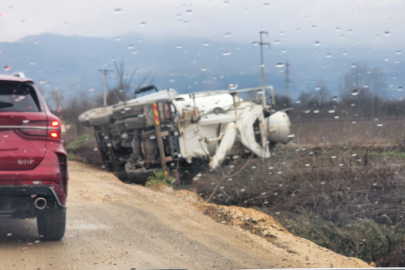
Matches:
[[255, 31, 270, 89], [98, 69, 113, 107], [284, 60, 291, 98]]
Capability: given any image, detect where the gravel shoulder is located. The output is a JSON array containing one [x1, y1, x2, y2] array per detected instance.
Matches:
[[0, 161, 370, 270]]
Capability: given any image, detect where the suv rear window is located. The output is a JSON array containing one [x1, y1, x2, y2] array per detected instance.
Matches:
[[0, 82, 41, 112]]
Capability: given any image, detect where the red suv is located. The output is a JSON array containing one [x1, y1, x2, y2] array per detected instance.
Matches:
[[0, 73, 67, 240]]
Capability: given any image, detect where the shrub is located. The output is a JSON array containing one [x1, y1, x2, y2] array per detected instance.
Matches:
[[146, 170, 175, 187]]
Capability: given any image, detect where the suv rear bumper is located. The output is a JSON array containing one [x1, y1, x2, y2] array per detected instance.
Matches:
[[0, 185, 66, 218]]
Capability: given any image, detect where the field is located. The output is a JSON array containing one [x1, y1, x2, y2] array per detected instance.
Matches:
[[185, 118, 405, 266]]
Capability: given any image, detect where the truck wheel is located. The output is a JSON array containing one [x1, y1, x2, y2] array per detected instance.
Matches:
[[37, 210, 66, 241]]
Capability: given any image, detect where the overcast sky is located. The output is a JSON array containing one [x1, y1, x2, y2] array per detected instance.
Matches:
[[0, 0, 404, 49]]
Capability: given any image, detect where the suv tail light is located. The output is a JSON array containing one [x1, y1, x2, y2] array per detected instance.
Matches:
[[19, 120, 61, 139]]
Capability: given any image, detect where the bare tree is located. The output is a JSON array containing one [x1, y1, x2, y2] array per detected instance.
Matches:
[[339, 62, 387, 117], [49, 88, 64, 112]]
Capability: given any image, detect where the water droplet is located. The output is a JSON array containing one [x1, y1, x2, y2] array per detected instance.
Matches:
[[185, 9, 193, 15], [115, 36, 121, 41], [4, 65, 11, 72], [328, 110, 335, 113], [7, 233, 12, 237], [274, 40, 281, 45], [314, 41, 321, 46], [263, 2, 269, 7], [128, 44, 134, 49], [89, 87, 95, 92], [140, 21, 146, 27], [397, 86, 403, 91], [281, 48, 287, 53], [396, 50, 402, 55], [176, 44, 182, 49], [377, 124, 383, 127], [334, 116, 340, 119], [305, 109, 311, 113], [315, 86, 321, 91], [351, 89, 359, 96], [275, 62, 284, 68], [335, 27, 341, 31], [332, 96, 338, 101], [296, 100, 301, 104], [39, 79, 45, 84], [287, 134, 295, 138], [201, 67, 207, 72], [222, 51, 231, 56], [228, 84, 238, 90], [223, 0, 230, 5], [311, 25, 317, 29], [385, 31, 391, 36], [132, 50, 138, 54], [114, 8, 122, 14], [313, 110, 319, 113], [224, 32, 231, 38], [93, 148, 98, 151], [351, 63, 356, 68], [203, 41, 209, 47], [325, 53, 332, 58], [29, 60, 35, 65]]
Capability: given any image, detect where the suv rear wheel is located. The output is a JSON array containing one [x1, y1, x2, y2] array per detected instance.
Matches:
[[37, 210, 66, 241]]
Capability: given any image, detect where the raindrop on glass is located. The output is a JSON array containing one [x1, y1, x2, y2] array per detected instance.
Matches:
[[114, 8, 122, 14], [222, 51, 231, 56], [351, 89, 359, 96], [314, 41, 321, 46], [228, 84, 238, 90], [224, 32, 231, 38], [275, 63, 285, 68]]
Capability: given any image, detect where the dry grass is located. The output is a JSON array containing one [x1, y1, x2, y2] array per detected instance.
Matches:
[[184, 143, 405, 266]]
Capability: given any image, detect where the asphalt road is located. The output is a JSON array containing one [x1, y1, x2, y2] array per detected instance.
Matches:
[[0, 161, 369, 270]]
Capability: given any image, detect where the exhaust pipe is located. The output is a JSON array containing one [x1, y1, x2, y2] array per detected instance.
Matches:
[[34, 197, 47, 210]]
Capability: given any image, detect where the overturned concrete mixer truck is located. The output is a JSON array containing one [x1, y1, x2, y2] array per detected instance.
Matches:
[[78, 85, 291, 182]]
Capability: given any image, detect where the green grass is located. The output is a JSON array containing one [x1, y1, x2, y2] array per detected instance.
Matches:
[[66, 134, 95, 152], [67, 153, 77, 161], [145, 170, 175, 187], [372, 151, 405, 159]]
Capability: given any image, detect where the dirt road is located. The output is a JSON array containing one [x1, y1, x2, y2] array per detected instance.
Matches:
[[0, 162, 369, 270]]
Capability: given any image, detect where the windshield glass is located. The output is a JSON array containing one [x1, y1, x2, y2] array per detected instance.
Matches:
[[1, 1, 404, 269]]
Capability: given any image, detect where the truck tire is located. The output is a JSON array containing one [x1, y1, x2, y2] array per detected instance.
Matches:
[[78, 106, 113, 127], [37, 210, 66, 241]]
